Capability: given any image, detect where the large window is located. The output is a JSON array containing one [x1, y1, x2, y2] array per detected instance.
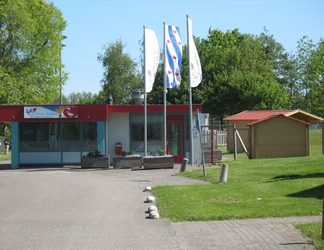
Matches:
[[130, 114, 164, 152], [19, 122, 97, 152], [19, 122, 61, 152], [82, 122, 97, 151]]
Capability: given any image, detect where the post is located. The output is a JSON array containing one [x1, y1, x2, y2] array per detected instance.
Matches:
[[233, 124, 237, 160], [60, 35, 67, 104], [219, 164, 228, 183], [322, 199, 324, 240], [180, 158, 188, 172], [211, 116, 214, 164]]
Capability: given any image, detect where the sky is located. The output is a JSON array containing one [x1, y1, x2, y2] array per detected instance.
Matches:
[[51, 0, 324, 97]]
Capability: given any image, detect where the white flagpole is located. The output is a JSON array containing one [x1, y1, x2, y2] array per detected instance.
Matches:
[[187, 15, 194, 165], [143, 26, 148, 157], [163, 22, 167, 153]]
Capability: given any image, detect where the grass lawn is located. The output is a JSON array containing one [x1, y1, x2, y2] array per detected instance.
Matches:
[[296, 223, 324, 250], [0, 152, 11, 161], [151, 155, 324, 222]]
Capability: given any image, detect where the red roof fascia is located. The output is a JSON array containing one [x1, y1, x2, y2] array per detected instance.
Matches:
[[107, 104, 202, 113], [0, 104, 202, 122], [225, 110, 293, 121]]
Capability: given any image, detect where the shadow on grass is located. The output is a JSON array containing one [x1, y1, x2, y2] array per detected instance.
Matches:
[[269, 173, 324, 182], [287, 184, 324, 199]]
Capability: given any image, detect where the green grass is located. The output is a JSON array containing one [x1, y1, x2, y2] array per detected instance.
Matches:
[[151, 155, 324, 222], [0, 152, 11, 161], [296, 223, 324, 249]]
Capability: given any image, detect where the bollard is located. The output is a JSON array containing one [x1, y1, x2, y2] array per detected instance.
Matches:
[[219, 164, 228, 183], [180, 158, 188, 172]]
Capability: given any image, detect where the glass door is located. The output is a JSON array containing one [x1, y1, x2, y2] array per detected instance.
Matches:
[[167, 117, 184, 162]]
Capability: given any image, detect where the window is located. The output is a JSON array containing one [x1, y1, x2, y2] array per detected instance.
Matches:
[[82, 122, 97, 151], [130, 114, 164, 152], [19, 122, 98, 152], [62, 122, 80, 150], [19, 122, 61, 152]]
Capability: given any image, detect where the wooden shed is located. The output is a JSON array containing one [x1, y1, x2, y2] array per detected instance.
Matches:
[[224, 110, 323, 158], [248, 114, 310, 159]]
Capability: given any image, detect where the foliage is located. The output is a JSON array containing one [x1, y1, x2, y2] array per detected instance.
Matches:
[[151, 155, 324, 222], [67, 91, 99, 104], [0, 0, 67, 104], [148, 149, 166, 156], [120, 150, 136, 156], [97, 39, 142, 104], [193, 29, 288, 119]]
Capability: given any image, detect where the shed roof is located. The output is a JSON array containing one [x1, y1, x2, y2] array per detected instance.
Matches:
[[225, 109, 322, 125], [247, 114, 310, 126], [224, 110, 293, 121]]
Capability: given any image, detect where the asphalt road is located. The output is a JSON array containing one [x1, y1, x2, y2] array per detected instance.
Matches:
[[0, 165, 320, 250]]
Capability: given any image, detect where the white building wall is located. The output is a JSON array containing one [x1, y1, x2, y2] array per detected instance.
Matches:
[[107, 113, 130, 159]]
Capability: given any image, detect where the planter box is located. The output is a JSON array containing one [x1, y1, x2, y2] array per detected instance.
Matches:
[[81, 156, 110, 169], [204, 150, 222, 163], [113, 156, 142, 169], [143, 156, 174, 169]]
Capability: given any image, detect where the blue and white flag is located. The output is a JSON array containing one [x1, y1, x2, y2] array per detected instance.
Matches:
[[164, 24, 182, 88]]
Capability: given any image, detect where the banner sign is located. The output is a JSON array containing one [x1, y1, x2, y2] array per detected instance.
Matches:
[[24, 106, 78, 119]]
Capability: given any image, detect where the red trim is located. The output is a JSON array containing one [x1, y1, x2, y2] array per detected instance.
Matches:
[[0, 104, 202, 122], [107, 104, 202, 113]]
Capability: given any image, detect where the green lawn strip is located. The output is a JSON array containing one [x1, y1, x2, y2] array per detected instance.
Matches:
[[295, 223, 324, 250], [151, 155, 324, 222], [0, 152, 11, 161]]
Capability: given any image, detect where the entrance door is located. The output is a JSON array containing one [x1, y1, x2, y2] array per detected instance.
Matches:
[[167, 116, 184, 162]]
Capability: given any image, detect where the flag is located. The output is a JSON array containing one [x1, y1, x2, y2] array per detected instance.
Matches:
[[144, 28, 160, 93], [165, 24, 182, 88], [188, 17, 202, 88]]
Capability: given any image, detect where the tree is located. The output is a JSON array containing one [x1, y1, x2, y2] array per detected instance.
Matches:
[[0, 0, 67, 104], [67, 91, 99, 104], [259, 28, 299, 109], [97, 39, 142, 104], [195, 29, 288, 120], [301, 38, 324, 117]]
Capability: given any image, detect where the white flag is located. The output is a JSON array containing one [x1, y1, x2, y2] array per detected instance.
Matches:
[[144, 28, 160, 93], [188, 17, 202, 88]]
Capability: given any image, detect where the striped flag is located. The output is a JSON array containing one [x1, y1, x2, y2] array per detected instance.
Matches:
[[188, 17, 202, 88], [144, 28, 160, 93], [164, 24, 182, 88]]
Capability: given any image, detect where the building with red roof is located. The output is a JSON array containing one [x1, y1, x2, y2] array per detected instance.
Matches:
[[224, 110, 323, 159]]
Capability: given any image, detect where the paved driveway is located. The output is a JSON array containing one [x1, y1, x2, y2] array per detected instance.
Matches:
[[0, 165, 320, 249]]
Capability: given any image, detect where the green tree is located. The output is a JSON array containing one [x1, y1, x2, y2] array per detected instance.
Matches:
[[67, 91, 99, 104], [97, 39, 142, 104], [259, 28, 300, 109], [0, 0, 67, 104], [195, 29, 288, 120], [304, 38, 324, 117], [294, 35, 324, 116]]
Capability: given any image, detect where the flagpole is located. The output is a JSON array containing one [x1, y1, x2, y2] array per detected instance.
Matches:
[[187, 15, 194, 165], [163, 22, 167, 153], [143, 26, 148, 157]]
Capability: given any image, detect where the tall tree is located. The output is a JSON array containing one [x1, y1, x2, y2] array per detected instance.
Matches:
[[195, 29, 288, 120], [97, 39, 142, 104], [0, 0, 67, 104], [259, 28, 299, 109], [67, 91, 98, 104], [301, 38, 324, 117]]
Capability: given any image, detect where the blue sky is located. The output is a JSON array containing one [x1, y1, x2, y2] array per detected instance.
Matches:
[[51, 0, 324, 97]]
